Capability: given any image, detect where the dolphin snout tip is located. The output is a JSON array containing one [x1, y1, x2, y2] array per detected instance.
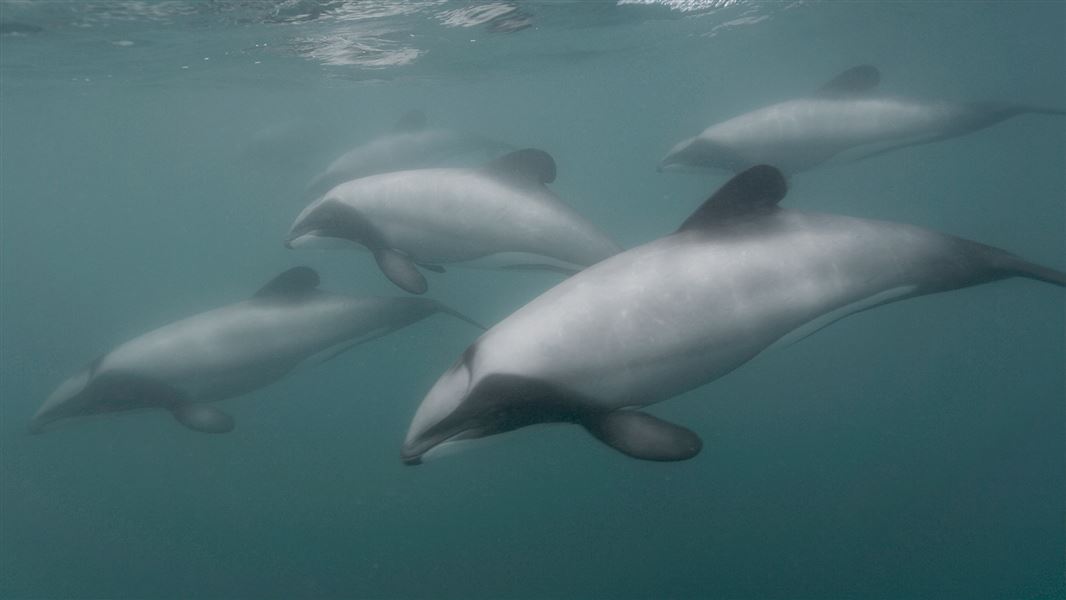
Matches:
[[283, 239, 293, 250], [401, 454, 423, 466]]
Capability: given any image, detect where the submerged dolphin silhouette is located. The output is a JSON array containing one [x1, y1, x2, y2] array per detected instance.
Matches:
[[401, 166, 1065, 464], [660, 65, 1065, 174], [306, 110, 512, 198], [31, 267, 482, 434], [287, 149, 621, 294]]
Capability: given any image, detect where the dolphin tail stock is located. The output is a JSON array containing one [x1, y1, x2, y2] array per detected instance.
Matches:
[[1001, 104, 1066, 117], [961, 102, 1066, 127], [996, 255, 1066, 287]]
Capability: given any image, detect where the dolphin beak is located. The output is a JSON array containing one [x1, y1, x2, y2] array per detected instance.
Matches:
[[283, 239, 294, 249]]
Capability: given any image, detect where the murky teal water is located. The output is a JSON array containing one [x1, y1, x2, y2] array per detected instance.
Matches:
[[1, 2, 1063, 598]]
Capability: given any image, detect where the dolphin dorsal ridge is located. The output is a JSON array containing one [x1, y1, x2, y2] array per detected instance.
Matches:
[[253, 266, 321, 300], [677, 165, 788, 232], [482, 148, 557, 185], [817, 65, 881, 96]]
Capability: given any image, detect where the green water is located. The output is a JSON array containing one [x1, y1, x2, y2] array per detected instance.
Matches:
[[1, 2, 1063, 598]]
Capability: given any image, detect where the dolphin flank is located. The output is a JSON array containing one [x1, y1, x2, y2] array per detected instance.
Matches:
[[401, 165, 1065, 464], [660, 65, 1066, 174], [287, 149, 622, 294], [31, 267, 483, 434]]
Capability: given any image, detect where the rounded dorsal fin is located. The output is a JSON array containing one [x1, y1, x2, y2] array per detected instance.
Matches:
[[818, 65, 880, 96], [253, 266, 320, 299], [393, 109, 427, 132], [677, 165, 788, 232], [482, 148, 557, 184]]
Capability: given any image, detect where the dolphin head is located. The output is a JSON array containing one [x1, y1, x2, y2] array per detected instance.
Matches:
[[401, 348, 485, 464], [658, 136, 747, 173], [32, 361, 232, 434], [285, 198, 365, 250], [402, 344, 588, 465], [30, 363, 100, 433]]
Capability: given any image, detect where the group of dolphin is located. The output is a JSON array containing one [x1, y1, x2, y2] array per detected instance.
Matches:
[[33, 66, 1065, 466]]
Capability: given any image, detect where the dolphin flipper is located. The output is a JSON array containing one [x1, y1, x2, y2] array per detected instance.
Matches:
[[582, 410, 703, 461], [171, 403, 235, 433], [375, 249, 428, 294], [86, 372, 236, 434]]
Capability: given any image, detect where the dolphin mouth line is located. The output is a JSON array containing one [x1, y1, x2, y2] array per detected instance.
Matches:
[[401, 428, 471, 466]]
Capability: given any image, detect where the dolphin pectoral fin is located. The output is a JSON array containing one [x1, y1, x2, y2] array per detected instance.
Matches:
[[817, 65, 880, 96], [374, 249, 428, 294], [582, 410, 702, 461], [170, 403, 235, 434]]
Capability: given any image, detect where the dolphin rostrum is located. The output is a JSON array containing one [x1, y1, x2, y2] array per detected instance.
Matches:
[[401, 166, 1065, 464], [660, 65, 1065, 174], [31, 267, 482, 434], [287, 149, 622, 294]]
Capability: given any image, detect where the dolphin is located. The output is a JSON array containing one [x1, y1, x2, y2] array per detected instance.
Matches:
[[401, 165, 1065, 464], [287, 149, 622, 294], [306, 110, 512, 198], [659, 65, 1066, 174], [30, 267, 482, 434]]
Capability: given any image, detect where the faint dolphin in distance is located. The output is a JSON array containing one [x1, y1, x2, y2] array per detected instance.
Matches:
[[659, 65, 1066, 174]]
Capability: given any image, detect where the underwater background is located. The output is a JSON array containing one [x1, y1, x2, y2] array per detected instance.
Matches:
[[1, 1, 1063, 598]]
